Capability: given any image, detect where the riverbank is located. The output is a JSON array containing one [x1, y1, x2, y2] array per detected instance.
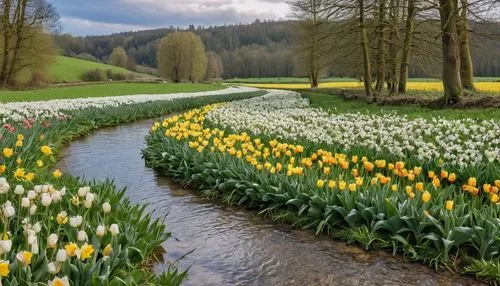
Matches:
[[0, 87, 262, 284], [144, 90, 500, 283]]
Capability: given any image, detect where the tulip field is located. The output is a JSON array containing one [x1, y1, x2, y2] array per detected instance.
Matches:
[[144, 90, 500, 282], [0, 87, 262, 285]]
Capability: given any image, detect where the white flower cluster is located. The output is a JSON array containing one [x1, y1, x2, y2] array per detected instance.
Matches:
[[0, 86, 258, 122], [206, 90, 500, 167]]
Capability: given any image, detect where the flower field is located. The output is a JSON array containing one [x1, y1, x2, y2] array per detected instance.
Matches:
[[244, 81, 500, 93], [144, 90, 500, 281], [0, 88, 264, 285]]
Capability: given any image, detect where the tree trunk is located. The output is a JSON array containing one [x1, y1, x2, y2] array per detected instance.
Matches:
[[0, 0, 12, 87], [456, 0, 474, 91], [388, 0, 400, 95], [375, 0, 387, 93], [310, 69, 319, 88], [359, 0, 373, 98], [6, 0, 27, 85], [439, 0, 462, 104], [398, 0, 415, 94]]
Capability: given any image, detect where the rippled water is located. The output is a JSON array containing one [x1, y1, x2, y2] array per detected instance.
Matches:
[[56, 119, 482, 286]]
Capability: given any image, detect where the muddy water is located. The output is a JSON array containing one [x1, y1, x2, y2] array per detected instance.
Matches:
[[56, 119, 481, 286]]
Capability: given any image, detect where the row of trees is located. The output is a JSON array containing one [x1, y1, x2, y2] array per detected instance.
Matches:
[[0, 0, 58, 87], [291, 0, 499, 104]]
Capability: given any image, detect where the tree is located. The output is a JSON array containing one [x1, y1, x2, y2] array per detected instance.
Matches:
[[359, 0, 373, 97], [206, 51, 223, 79], [108, 46, 128, 68], [156, 31, 207, 82], [438, 0, 462, 104], [398, 0, 416, 94], [456, 0, 474, 91], [0, 0, 58, 87], [289, 0, 330, 88], [375, 0, 388, 93]]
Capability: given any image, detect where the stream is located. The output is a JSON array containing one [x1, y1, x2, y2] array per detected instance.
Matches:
[[56, 118, 481, 286]]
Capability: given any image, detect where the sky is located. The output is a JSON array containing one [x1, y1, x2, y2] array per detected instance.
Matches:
[[48, 0, 290, 36]]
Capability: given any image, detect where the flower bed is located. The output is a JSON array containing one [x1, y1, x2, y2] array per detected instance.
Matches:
[[144, 91, 500, 282], [0, 86, 257, 121], [0, 88, 264, 285]]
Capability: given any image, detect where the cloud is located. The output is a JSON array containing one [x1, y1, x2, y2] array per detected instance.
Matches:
[[49, 0, 289, 36]]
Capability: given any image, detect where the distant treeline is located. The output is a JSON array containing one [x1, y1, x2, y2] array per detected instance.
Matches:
[[54, 20, 500, 79]]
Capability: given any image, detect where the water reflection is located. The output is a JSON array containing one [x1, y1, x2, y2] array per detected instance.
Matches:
[[56, 119, 481, 286]]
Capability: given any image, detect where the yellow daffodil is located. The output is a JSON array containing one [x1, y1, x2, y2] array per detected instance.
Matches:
[[80, 244, 94, 261], [53, 169, 62, 178], [65, 243, 79, 257], [41, 145, 53, 156], [0, 260, 9, 277]]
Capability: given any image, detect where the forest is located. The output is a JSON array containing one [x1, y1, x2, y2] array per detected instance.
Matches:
[[54, 19, 500, 80]]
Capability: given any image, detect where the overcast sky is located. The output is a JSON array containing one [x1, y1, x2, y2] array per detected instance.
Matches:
[[48, 0, 290, 36]]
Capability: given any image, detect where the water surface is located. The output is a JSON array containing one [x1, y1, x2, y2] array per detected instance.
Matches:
[[57, 119, 481, 286]]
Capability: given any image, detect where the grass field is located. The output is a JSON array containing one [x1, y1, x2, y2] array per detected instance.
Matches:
[[302, 90, 500, 121], [0, 82, 223, 102], [49, 56, 157, 83], [226, 77, 500, 84]]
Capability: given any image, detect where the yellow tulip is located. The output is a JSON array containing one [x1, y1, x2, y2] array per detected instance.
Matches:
[[415, 182, 424, 192], [445, 200, 454, 211], [3, 148, 13, 158], [491, 194, 499, 203], [0, 165, 5, 174], [422, 191, 431, 203], [103, 244, 113, 257], [316, 179, 325, 188]]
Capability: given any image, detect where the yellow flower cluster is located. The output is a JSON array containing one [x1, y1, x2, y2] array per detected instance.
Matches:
[[153, 105, 500, 207], [244, 81, 500, 93]]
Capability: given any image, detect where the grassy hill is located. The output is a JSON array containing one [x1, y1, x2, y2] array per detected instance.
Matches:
[[49, 56, 157, 83]]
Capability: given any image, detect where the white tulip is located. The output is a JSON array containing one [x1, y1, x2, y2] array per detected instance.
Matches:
[[47, 262, 58, 274], [0, 240, 12, 253], [96, 225, 105, 237], [109, 224, 120, 236], [59, 187, 66, 196], [29, 204, 37, 215], [31, 242, 39, 254], [102, 202, 111, 213], [41, 185, 49, 193], [41, 193, 52, 206], [51, 191, 61, 203], [27, 234, 37, 245], [77, 230, 88, 242], [85, 192, 95, 202], [2, 205, 15, 218], [21, 197, 30, 208], [47, 234, 58, 248], [84, 200, 92, 209], [0, 183, 9, 194], [69, 215, 83, 227], [32, 222, 41, 233], [56, 249, 67, 262], [78, 187, 89, 197], [14, 185, 24, 195], [27, 190, 36, 200], [34, 185, 42, 193]]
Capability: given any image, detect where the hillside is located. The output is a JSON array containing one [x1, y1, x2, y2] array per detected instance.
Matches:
[[49, 56, 158, 83]]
